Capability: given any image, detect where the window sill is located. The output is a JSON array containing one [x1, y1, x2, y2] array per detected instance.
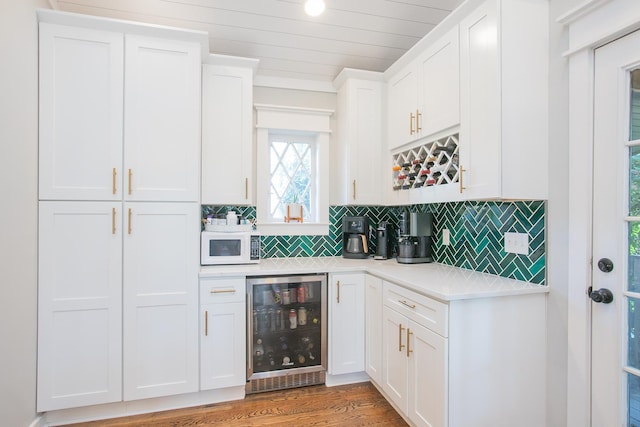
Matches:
[[257, 222, 330, 236]]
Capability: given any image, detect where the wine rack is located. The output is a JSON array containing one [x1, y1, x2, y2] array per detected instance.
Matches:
[[392, 133, 459, 191]]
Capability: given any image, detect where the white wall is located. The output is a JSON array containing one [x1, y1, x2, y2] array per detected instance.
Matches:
[[0, 0, 48, 425]]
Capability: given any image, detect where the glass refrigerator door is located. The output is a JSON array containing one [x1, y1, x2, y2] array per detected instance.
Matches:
[[248, 275, 326, 378]]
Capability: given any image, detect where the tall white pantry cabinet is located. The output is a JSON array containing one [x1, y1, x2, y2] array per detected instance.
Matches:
[[37, 15, 203, 411]]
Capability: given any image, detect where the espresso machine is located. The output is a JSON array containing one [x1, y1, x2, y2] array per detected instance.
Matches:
[[397, 212, 433, 264], [374, 221, 394, 260], [342, 216, 369, 259]]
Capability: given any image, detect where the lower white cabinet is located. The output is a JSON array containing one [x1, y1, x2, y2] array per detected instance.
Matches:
[[38, 201, 200, 410], [364, 274, 382, 383], [328, 273, 365, 375], [378, 280, 546, 427], [200, 277, 246, 390]]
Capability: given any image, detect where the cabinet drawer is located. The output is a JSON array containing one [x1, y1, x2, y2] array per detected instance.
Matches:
[[200, 277, 245, 304], [383, 281, 448, 337]]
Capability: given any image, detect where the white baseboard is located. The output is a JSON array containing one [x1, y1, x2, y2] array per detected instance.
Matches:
[[325, 371, 369, 387], [28, 415, 47, 427]]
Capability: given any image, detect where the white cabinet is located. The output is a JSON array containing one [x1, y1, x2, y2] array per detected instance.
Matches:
[[38, 23, 124, 201], [333, 69, 383, 205], [379, 280, 546, 427], [124, 35, 201, 202], [37, 18, 203, 411], [328, 273, 365, 375], [387, 26, 460, 151], [458, 0, 548, 200], [38, 24, 201, 203], [37, 201, 123, 411], [200, 277, 246, 390], [201, 58, 257, 205], [364, 274, 382, 384], [122, 202, 200, 400], [382, 283, 447, 427]]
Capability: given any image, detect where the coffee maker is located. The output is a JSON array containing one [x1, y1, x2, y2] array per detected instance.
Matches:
[[397, 212, 433, 264], [374, 221, 394, 260], [342, 216, 369, 259]]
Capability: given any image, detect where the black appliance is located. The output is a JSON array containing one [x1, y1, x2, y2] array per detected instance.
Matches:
[[342, 216, 369, 259], [374, 221, 394, 260], [397, 212, 433, 264]]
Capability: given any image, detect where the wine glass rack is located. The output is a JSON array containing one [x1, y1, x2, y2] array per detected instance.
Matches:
[[392, 133, 459, 191]]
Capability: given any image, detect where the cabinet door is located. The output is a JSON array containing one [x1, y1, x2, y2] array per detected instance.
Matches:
[[336, 78, 383, 205], [123, 202, 199, 400], [328, 273, 365, 375], [459, 0, 501, 200], [408, 322, 447, 427], [201, 301, 246, 390], [382, 306, 409, 414], [365, 274, 383, 384], [37, 201, 122, 411], [39, 23, 123, 201], [387, 63, 419, 150], [124, 35, 201, 202], [201, 65, 253, 205], [417, 26, 460, 139]]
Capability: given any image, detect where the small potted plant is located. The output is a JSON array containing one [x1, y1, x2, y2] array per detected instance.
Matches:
[[285, 195, 303, 223]]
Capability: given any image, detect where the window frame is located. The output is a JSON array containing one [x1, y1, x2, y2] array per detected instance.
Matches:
[[255, 104, 332, 236]]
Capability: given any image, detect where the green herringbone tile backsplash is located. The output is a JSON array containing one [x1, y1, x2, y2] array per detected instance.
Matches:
[[202, 201, 546, 285]]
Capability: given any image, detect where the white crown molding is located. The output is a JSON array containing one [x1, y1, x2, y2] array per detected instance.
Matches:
[[556, 0, 613, 25]]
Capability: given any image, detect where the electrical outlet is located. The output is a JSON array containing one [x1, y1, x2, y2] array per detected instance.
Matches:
[[442, 229, 450, 246], [504, 232, 529, 255]]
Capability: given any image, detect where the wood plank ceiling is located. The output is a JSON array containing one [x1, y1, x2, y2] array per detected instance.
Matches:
[[50, 0, 464, 84]]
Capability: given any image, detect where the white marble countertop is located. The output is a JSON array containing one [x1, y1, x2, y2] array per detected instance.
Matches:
[[199, 257, 548, 302]]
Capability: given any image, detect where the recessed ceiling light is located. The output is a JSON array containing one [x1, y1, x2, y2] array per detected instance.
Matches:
[[304, 0, 325, 17]]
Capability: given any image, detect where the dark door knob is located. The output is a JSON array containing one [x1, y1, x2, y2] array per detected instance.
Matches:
[[597, 258, 614, 273], [588, 287, 614, 304]]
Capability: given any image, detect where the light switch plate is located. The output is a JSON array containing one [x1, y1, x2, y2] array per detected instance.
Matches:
[[504, 232, 529, 255], [442, 229, 450, 246]]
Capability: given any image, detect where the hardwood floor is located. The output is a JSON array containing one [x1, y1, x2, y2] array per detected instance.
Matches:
[[65, 382, 408, 426]]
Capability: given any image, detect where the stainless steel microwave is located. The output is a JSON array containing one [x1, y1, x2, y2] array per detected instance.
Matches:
[[201, 231, 260, 265]]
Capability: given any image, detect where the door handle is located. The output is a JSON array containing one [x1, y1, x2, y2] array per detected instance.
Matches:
[[588, 286, 614, 304]]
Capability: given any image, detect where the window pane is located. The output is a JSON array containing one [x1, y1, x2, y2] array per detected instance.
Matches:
[[631, 69, 640, 141], [629, 298, 640, 369], [629, 223, 640, 293], [631, 146, 640, 217], [628, 372, 640, 427]]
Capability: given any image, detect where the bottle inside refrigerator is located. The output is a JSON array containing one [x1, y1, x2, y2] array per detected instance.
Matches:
[[246, 274, 327, 393]]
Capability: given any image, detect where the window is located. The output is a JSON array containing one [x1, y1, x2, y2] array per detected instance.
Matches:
[[268, 133, 316, 222], [255, 104, 332, 236]]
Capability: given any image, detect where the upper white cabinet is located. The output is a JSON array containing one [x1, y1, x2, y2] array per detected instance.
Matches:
[[387, 26, 460, 151], [39, 23, 124, 201], [124, 35, 201, 202], [333, 69, 383, 205], [458, 0, 548, 200], [328, 273, 365, 376], [39, 23, 201, 202], [201, 57, 257, 205]]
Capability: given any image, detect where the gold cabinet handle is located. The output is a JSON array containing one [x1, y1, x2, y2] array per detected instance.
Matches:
[[211, 289, 236, 294], [112, 168, 117, 195], [459, 165, 466, 194], [409, 112, 415, 135], [353, 180, 356, 200], [399, 323, 406, 352], [127, 208, 132, 235], [399, 300, 416, 309], [245, 177, 248, 200], [337, 280, 341, 304], [407, 328, 413, 357], [112, 207, 116, 235], [416, 109, 422, 132], [205, 310, 209, 336], [128, 169, 132, 195]]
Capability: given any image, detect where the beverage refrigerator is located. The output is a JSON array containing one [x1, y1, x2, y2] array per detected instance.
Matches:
[[246, 274, 327, 393]]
